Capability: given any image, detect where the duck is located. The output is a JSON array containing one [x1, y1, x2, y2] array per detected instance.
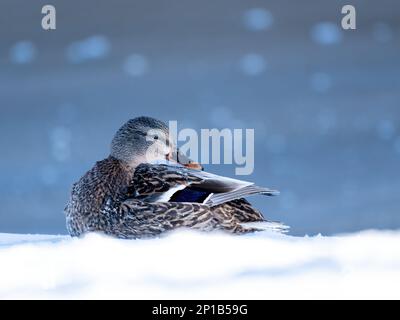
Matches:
[[65, 116, 280, 239]]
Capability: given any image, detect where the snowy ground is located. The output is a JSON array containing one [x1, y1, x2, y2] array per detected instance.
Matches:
[[0, 229, 399, 299]]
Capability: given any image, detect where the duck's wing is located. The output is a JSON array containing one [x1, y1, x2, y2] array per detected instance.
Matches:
[[132, 163, 279, 206]]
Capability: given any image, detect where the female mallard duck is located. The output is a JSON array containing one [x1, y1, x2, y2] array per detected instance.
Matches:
[[65, 116, 280, 239]]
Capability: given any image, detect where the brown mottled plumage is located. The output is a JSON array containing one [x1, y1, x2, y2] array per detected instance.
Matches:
[[65, 117, 279, 239]]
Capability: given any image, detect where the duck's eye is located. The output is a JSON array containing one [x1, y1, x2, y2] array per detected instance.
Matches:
[[154, 135, 159, 140]]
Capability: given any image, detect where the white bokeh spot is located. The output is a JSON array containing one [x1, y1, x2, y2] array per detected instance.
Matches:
[[243, 8, 274, 31]]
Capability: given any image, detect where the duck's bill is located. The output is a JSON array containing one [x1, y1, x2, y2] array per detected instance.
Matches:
[[183, 162, 203, 170], [168, 149, 203, 170]]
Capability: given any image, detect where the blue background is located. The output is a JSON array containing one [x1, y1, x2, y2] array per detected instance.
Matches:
[[0, 0, 399, 236]]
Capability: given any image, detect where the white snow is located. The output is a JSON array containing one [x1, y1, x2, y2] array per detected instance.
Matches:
[[0, 229, 399, 299]]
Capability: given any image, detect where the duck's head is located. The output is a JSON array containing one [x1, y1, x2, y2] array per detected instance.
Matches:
[[111, 116, 202, 170]]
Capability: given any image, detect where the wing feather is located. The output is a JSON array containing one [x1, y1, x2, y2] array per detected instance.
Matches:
[[132, 163, 279, 206]]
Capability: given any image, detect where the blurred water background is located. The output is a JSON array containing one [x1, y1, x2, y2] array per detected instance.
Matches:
[[0, 0, 399, 236]]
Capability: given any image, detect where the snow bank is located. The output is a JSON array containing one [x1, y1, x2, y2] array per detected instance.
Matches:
[[0, 229, 399, 299]]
